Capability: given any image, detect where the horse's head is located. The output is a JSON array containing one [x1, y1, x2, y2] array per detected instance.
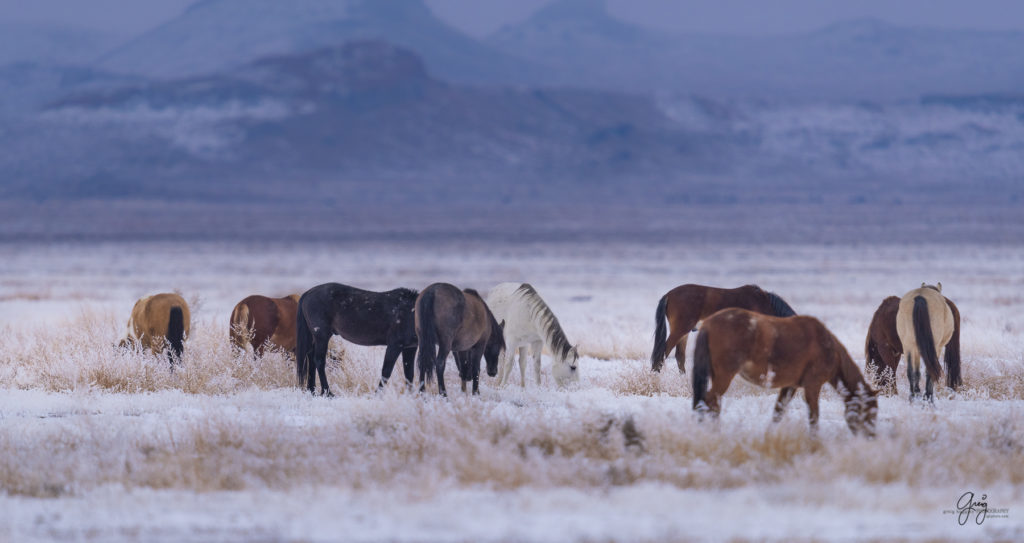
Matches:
[[551, 345, 581, 387], [484, 319, 506, 377], [843, 384, 878, 438]]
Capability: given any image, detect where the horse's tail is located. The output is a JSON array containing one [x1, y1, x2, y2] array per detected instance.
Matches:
[[650, 294, 669, 371], [692, 328, 711, 410], [166, 306, 185, 364], [416, 288, 438, 382], [945, 307, 962, 390], [229, 301, 251, 350], [295, 306, 313, 387], [912, 296, 942, 382]]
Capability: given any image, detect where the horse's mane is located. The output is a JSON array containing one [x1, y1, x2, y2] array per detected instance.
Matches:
[[515, 283, 574, 361], [766, 291, 797, 317]]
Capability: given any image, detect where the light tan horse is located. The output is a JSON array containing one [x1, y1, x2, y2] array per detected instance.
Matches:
[[119, 293, 191, 365], [896, 283, 957, 401], [230, 294, 301, 356]]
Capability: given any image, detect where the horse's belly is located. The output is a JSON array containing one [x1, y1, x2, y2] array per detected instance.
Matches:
[[738, 362, 778, 388]]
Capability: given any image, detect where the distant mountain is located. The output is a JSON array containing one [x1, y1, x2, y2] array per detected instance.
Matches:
[[95, 0, 539, 85], [17, 41, 708, 202], [0, 62, 140, 116], [0, 23, 123, 66], [5, 39, 1023, 208], [490, 1, 1024, 99]]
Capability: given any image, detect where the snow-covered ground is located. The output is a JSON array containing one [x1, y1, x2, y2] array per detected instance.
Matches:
[[1, 241, 1022, 542]]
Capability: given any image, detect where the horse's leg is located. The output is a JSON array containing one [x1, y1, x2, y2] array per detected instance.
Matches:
[[317, 346, 333, 397], [309, 335, 329, 395], [518, 346, 528, 388], [378, 343, 402, 390], [471, 345, 485, 395], [401, 347, 416, 389], [455, 351, 468, 393], [531, 340, 543, 386], [674, 334, 689, 374], [906, 353, 920, 402], [925, 371, 935, 403], [701, 371, 735, 418], [497, 345, 513, 386], [804, 385, 821, 433], [772, 387, 797, 423], [435, 347, 450, 397]]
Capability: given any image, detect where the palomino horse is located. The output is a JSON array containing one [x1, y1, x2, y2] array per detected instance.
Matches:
[[415, 283, 505, 396], [651, 284, 796, 373], [230, 294, 301, 356], [866, 293, 961, 395], [486, 282, 579, 388], [119, 293, 191, 366], [895, 283, 960, 401], [693, 308, 877, 435], [296, 283, 418, 396]]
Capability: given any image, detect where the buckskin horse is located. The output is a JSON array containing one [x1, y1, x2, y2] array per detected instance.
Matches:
[[415, 283, 505, 396], [651, 284, 796, 373], [866, 291, 961, 396], [119, 292, 191, 367], [895, 283, 961, 402], [692, 308, 876, 436]]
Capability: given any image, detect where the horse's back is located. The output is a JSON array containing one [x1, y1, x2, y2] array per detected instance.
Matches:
[[896, 287, 954, 350], [132, 292, 190, 351], [486, 282, 543, 345], [869, 296, 901, 344], [702, 308, 839, 387]]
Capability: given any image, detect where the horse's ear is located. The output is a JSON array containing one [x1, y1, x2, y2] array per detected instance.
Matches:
[[937, 282, 942, 292], [499, 319, 505, 330], [921, 282, 926, 288]]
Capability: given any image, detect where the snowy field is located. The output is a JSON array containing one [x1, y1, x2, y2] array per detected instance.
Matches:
[[1, 240, 1022, 542]]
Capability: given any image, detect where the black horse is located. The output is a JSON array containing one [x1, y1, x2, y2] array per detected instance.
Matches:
[[415, 283, 505, 396], [296, 283, 418, 396]]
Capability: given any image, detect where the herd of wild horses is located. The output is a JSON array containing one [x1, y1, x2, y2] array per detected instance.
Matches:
[[119, 281, 963, 436]]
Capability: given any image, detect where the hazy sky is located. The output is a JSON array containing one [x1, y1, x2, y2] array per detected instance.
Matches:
[[2, 0, 1023, 36]]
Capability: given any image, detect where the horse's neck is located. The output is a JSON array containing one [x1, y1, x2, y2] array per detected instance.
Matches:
[[836, 354, 868, 397]]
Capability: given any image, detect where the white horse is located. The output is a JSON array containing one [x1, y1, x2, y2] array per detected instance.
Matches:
[[896, 283, 959, 401], [486, 282, 579, 387]]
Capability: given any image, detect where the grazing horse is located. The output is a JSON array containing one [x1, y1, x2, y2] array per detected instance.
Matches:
[[866, 293, 961, 395], [230, 294, 301, 356], [896, 283, 960, 402], [295, 283, 418, 396], [486, 282, 579, 388], [692, 308, 877, 436], [651, 284, 796, 373], [119, 293, 191, 366], [415, 283, 505, 396]]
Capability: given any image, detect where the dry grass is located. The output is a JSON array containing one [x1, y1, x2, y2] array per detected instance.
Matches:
[[0, 309, 355, 395], [1, 387, 1021, 499]]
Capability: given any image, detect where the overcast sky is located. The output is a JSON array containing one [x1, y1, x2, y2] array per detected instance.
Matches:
[[2, 0, 1023, 36]]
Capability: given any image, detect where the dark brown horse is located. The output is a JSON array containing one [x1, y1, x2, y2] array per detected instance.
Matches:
[[415, 283, 505, 396], [693, 308, 877, 436], [230, 294, 301, 356], [296, 283, 419, 396], [651, 284, 796, 373], [865, 293, 961, 396]]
